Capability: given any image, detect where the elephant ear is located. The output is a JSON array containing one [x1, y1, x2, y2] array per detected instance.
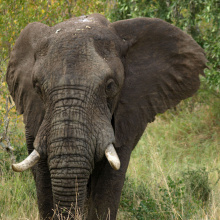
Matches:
[[6, 22, 50, 137], [111, 18, 207, 148]]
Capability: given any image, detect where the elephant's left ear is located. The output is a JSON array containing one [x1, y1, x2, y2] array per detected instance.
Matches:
[[110, 18, 207, 148]]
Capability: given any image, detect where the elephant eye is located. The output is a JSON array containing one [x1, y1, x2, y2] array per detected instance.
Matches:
[[106, 79, 118, 112], [33, 81, 42, 96], [106, 79, 117, 97]]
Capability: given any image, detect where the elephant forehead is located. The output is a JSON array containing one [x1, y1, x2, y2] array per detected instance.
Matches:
[[39, 36, 114, 86], [34, 25, 124, 88], [59, 39, 112, 80], [49, 26, 118, 56]]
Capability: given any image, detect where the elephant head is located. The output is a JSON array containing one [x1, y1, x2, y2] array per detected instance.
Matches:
[[6, 14, 207, 219]]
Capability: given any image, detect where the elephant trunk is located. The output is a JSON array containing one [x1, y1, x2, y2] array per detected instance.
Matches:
[[50, 164, 89, 211], [47, 101, 95, 214]]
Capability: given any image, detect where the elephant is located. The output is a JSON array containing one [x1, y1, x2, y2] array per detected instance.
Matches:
[[6, 14, 207, 219]]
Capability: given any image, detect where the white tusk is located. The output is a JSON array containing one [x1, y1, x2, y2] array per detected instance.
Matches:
[[105, 144, 120, 170], [12, 150, 40, 172]]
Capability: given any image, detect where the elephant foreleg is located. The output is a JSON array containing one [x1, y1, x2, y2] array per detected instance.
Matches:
[[25, 129, 53, 219], [88, 145, 131, 220]]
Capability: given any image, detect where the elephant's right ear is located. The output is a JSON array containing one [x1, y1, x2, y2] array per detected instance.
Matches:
[[6, 23, 49, 136], [111, 18, 207, 149]]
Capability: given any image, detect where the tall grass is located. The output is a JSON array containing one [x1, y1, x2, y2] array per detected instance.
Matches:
[[0, 87, 219, 219], [0, 163, 38, 219]]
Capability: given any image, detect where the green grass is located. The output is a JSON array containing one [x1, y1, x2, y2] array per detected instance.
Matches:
[[0, 88, 220, 219], [0, 164, 38, 219]]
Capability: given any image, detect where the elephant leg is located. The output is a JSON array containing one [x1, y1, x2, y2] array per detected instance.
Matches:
[[88, 145, 132, 220], [25, 129, 53, 219], [35, 159, 54, 219]]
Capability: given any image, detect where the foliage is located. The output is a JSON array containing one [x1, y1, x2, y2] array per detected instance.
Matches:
[[120, 173, 206, 219], [107, 0, 220, 90], [120, 167, 219, 219], [120, 177, 163, 219], [121, 167, 217, 217], [182, 168, 211, 204], [0, 0, 105, 60]]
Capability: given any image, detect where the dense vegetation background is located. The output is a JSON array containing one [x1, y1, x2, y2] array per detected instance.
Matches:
[[0, 0, 219, 219]]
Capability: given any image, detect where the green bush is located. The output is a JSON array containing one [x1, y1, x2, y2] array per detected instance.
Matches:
[[121, 169, 213, 220], [183, 168, 211, 204]]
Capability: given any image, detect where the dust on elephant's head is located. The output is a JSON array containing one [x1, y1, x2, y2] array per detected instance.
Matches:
[[6, 13, 207, 219]]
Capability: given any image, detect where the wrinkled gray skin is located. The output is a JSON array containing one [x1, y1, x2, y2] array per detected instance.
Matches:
[[7, 14, 207, 219]]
